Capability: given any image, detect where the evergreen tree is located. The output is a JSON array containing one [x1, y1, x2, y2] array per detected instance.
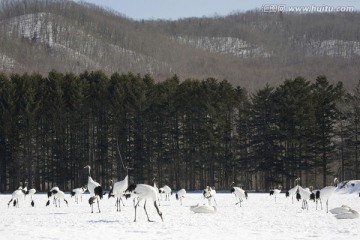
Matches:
[[249, 84, 278, 190], [274, 77, 315, 187], [312, 76, 344, 187]]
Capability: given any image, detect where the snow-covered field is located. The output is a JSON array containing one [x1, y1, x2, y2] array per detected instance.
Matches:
[[1, 187, 360, 240]]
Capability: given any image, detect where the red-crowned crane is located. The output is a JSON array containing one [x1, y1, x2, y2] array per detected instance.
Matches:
[[108, 175, 128, 212], [203, 186, 218, 206], [71, 186, 87, 204], [84, 165, 103, 213], [125, 184, 163, 222], [285, 177, 300, 204], [176, 189, 186, 206], [230, 182, 248, 207], [46, 188, 68, 208], [311, 178, 339, 213]]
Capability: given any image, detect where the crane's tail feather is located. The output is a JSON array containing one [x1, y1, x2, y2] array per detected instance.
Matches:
[[94, 186, 103, 199]]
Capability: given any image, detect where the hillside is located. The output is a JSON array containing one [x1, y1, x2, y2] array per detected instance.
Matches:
[[1, 0, 360, 91]]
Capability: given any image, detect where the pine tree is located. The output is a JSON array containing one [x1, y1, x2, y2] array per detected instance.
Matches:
[[312, 76, 344, 187]]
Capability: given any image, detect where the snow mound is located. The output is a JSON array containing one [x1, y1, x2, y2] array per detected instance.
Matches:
[[335, 180, 360, 195]]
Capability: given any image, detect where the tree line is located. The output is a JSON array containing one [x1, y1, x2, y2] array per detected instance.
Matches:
[[0, 70, 359, 193]]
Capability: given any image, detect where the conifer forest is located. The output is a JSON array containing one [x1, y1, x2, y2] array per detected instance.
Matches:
[[0, 70, 359, 192]]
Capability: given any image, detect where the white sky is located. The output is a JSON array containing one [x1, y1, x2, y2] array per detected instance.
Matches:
[[78, 0, 360, 20]]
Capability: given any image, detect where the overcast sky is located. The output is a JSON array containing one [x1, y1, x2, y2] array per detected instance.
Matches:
[[78, 0, 360, 20]]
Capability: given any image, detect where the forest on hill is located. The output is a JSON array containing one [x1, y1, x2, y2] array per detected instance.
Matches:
[[0, 0, 360, 91], [0, 71, 359, 192]]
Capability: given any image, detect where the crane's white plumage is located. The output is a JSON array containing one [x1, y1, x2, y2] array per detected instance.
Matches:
[[125, 184, 163, 222], [176, 189, 186, 206], [27, 188, 36, 197], [286, 178, 300, 204], [46, 188, 68, 207], [312, 178, 338, 213], [26, 188, 36, 207], [152, 179, 160, 204], [162, 185, 172, 201], [108, 175, 128, 211], [270, 186, 282, 202], [230, 184, 248, 207], [297, 185, 314, 210], [330, 205, 360, 219], [84, 165, 103, 213], [190, 203, 217, 213], [286, 186, 299, 203], [203, 186, 217, 206], [330, 205, 352, 214], [71, 186, 86, 203], [334, 209, 360, 219], [49, 186, 59, 192], [7, 189, 26, 208]]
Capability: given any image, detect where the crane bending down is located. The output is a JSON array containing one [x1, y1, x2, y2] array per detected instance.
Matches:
[[230, 182, 248, 207], [84, 165, 103, 213], [125, 184, 163, 222], [8, 188, 26, 208], [46, 188, 68, 208]]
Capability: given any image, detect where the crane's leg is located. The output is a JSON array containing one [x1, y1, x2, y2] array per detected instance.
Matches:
[[143, 201, 152, 222], [134, 199, 140, 222], [326, 200, 329, 213], [8, 198, 13, 208], [154, 201, 163, 221], [97, 197, 101, 213], [320, 199, 323, 210]]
